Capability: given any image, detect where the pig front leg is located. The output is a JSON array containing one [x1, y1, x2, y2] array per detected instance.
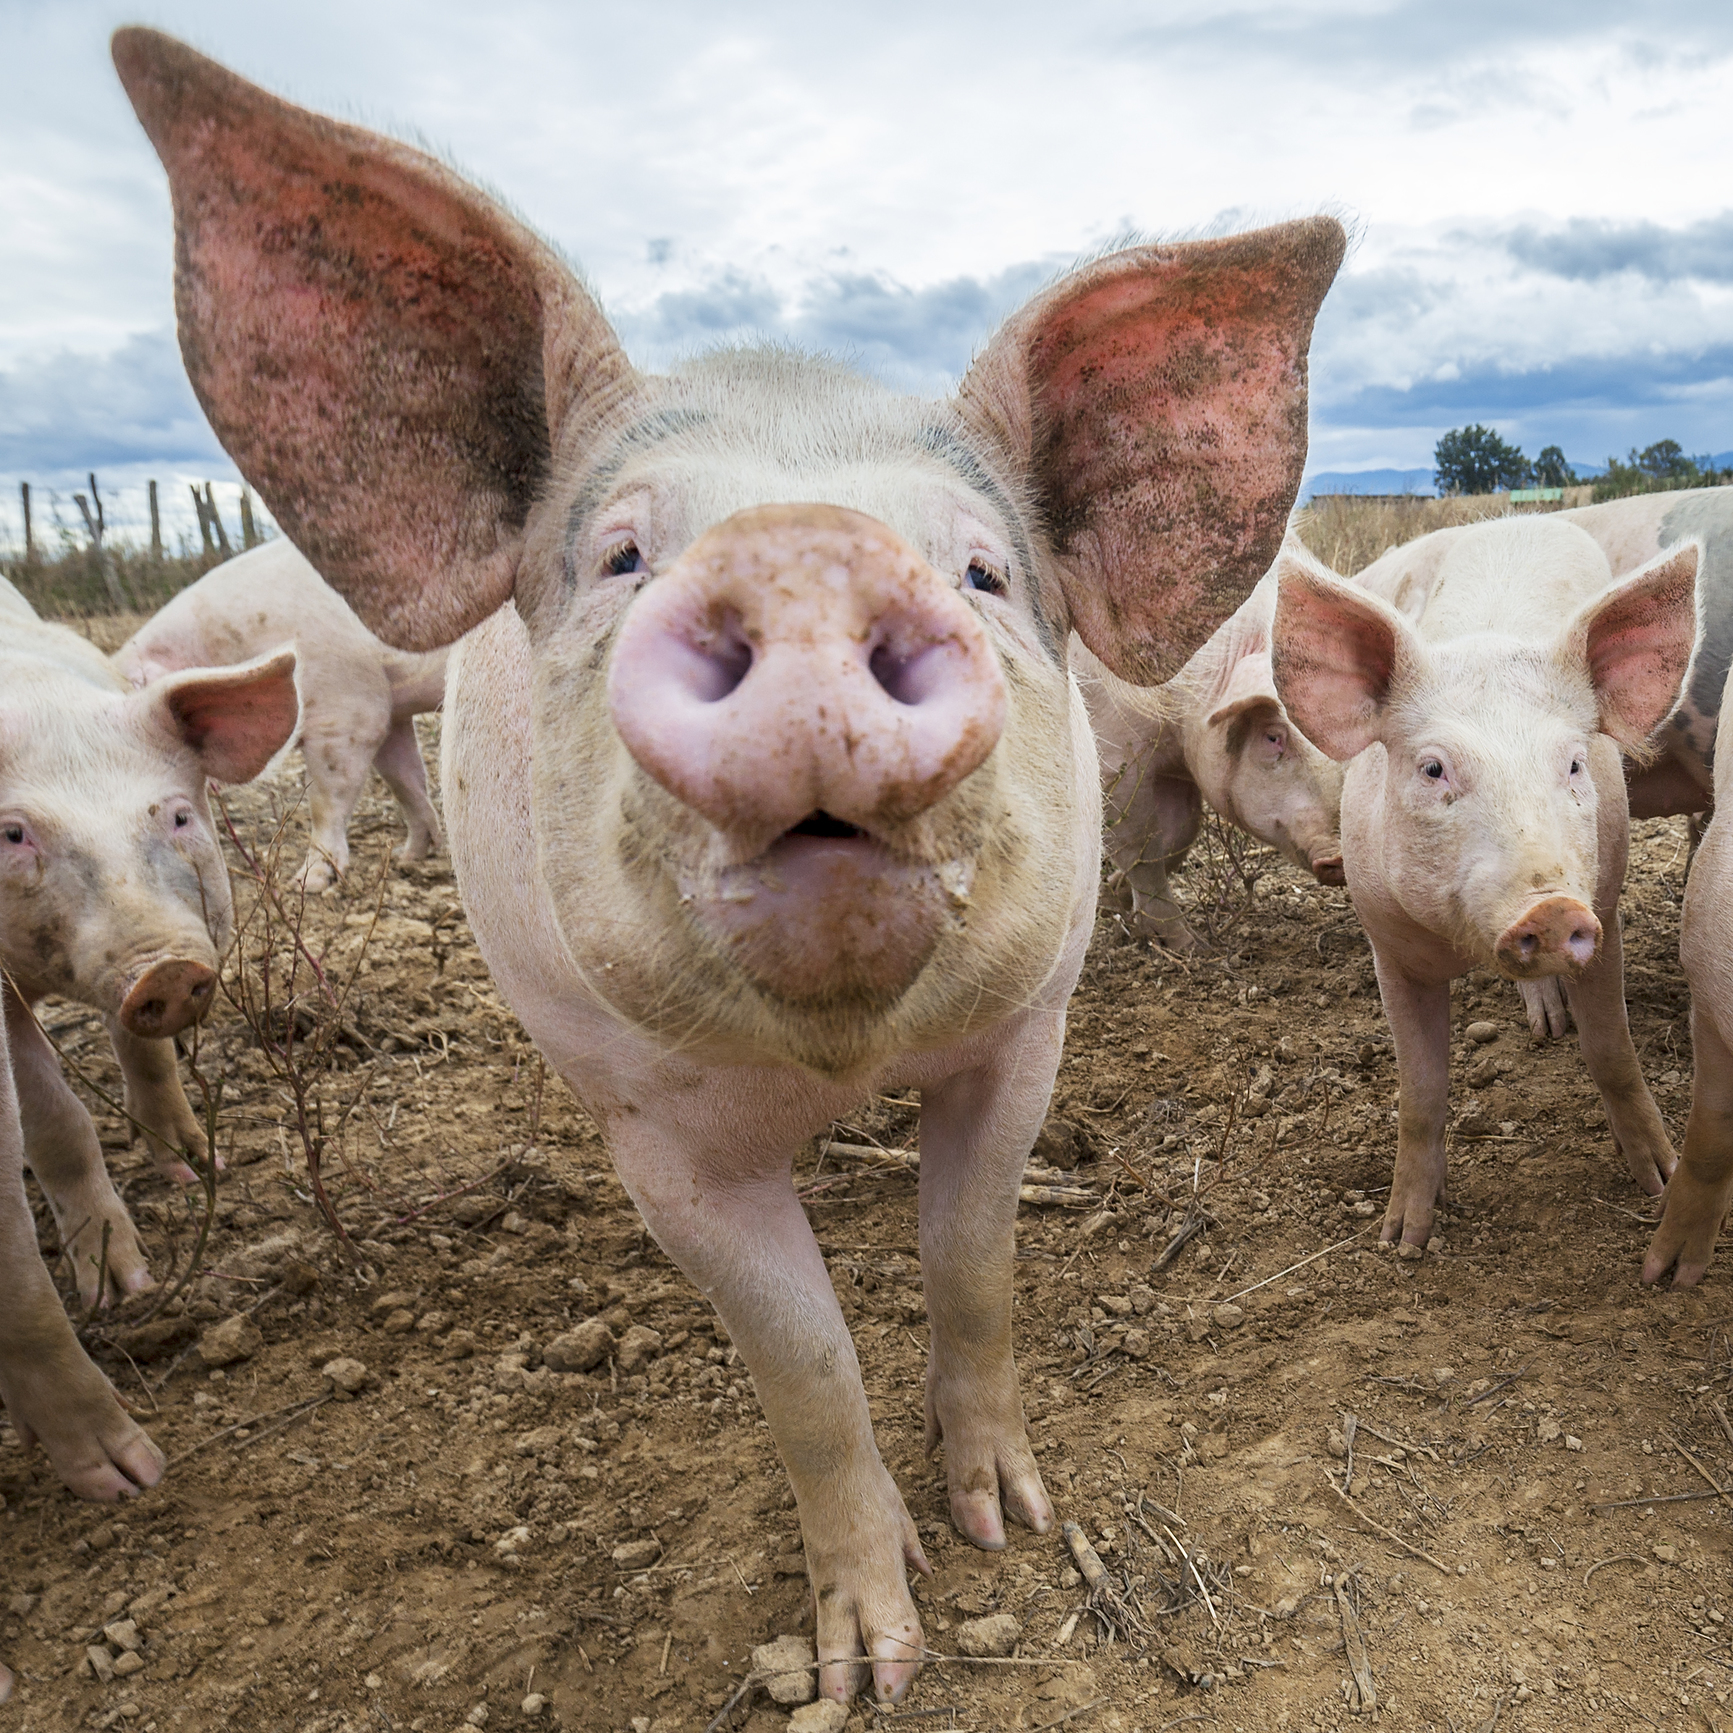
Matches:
[[105, 1021, 215, 1187], [294, 699, 392, 890], [372, 717, 444, 864], [918, 1022, 1057, 1549], [1373, 959, 1452, 1256], [1107, 770, 1205, 951], [1642, 1003, 1733, 1286], [609, 1124, 930, 1705], [0, 1060, 164, 1498], [4, 989, 151, 1304], [1562, 910, 1675, 1195]]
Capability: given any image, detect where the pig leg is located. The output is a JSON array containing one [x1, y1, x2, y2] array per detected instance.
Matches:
[[0, 1035, 164, 1499], [105, 1021, 214, 1186], [4, 988, 151, 1304], [1642, 1004, 1733, 1286], [1374, 960, 1453, 1256], [608, 1123, 929, 1705], [1518, 978, 1571, 1039], [1562, 912, 1675, 1195], [1110, 772, 1204, 951], [371, 717, 444, 864], [918, 1025, 1057, 1549], [294, 694, 392, 890]]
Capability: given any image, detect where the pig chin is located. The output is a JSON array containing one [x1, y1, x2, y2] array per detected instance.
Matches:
[[678, 833, 969, 1010]]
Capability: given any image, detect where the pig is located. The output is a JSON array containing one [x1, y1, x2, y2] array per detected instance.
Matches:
[[1272, 515, 1699, 1256], [114, 540, 448, 891], [0, 574, 299, 1301], [1350, 488, 1733, 1039], [115, 27, 1342, 1702], [1077, 567, 1345, 950], [1, 994, 166, 1707]]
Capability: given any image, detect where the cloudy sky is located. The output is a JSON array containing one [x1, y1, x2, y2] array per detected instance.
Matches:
[[4, 0, 1733, 545]]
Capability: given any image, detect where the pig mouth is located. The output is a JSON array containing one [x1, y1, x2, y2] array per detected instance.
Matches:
[[1310, 852, 1346, 887], [677, 812, 971, 1008]]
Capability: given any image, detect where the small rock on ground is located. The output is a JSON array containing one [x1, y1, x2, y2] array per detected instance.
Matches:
[[197, 1314, 263, 1367], [321, 1356, 368, 1394], [954, 1612, 1022, 1658], [542, 1318, 615, 1372], [789, 1700, 850, 1732], [751, 1632, 816, 1704]]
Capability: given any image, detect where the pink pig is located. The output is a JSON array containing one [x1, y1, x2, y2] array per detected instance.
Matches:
[[1079, 568, 1345, 950], [0, 575, 297, 1300], [114, 540, 447, 891], [1273, 517, 1698, 1256], [116, 28, 1342, 1702]]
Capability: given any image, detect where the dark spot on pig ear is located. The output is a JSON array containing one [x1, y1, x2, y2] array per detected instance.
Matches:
[[957, 217, 1345, 685], [112, 27, 634, 654]]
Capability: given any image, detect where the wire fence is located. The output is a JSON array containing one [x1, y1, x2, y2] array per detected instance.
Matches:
[[0, 473, 282, 618]]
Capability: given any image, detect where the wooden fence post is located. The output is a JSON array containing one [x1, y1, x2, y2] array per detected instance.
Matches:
[[73, 475, 132, 612], [19, 482, 32, 563], [190, 485, 215, 556], [149, 480, 162, 562], [239, 484, 258, 550], [203, 482, 233, 558]]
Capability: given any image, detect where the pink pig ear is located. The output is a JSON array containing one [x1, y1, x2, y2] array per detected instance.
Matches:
[[1562, 539, 1700, 755], [1205, 649, 1283, 729], [1269, 544, 1412, 762], [960, 217, 1344, 685], [112, 28, 633, 653], [141, 648, 301, 784]]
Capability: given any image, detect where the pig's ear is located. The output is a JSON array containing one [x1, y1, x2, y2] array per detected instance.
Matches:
[[1205, 650, 1283, 728], [1563, 539, 1701, 754], [112, 29, 633, 652], [142, 649, 301, 784], [959, 217, 1344, 685], [1269, 544, 1410, 762]]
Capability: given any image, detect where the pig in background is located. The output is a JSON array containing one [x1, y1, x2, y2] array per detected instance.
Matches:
[[0, 987, 166, 1706], [1273, 515, 1698, 1258], [1078, 567, 1345, 951], [0, 574, 299, 1302], [113, 540, 448, 892], [1351, 487, 1732, 1040], [115, 26, 1343, 1704]]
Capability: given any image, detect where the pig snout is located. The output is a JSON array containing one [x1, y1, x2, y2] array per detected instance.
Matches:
[[1310, 851, 1345, 886], [1494, 896, 1602, 978], [119, 959, 217, 1038], [607, 505, 1007, 847]]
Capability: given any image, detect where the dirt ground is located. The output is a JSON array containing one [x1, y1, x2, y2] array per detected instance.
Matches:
[[3, 675, 1730, 1733]]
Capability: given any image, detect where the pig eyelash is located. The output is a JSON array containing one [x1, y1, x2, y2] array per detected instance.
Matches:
[[1421, 759, 1446, 781], [173, 810, 192, 829], [965, 558, 1008, 596], [601, 539, 649, 578]]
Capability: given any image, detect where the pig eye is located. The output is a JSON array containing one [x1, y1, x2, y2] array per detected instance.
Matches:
[[601, 539, 648, 577], [1569, 758, 1584, 776], [2, 824, 23, 845], [965, 558, 1008, 596], [173, 809, 192, 829], [1421, 759, 1445, 780]]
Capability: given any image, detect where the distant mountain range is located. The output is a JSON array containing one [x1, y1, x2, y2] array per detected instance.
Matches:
[[1300, 451, 1733, 502]]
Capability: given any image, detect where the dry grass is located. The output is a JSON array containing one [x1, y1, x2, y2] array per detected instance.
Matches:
[[1292, 493, 1575, 577]]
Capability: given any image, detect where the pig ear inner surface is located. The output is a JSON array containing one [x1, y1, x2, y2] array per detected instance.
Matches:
[[150, 649, 301, 785], [1269, 550, 1404, 763], [958, 216, 1346, 686], [111, 27, 633, 654], [1567, 539, 1701, 755]]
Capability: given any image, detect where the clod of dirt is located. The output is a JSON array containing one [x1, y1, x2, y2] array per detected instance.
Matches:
[[321, 1356, 369, 1395], [197, 1313, 263, 1367], [953, 1612, 1021, 1657], [110, 1315, 198, 1363], [543, 1320, 615, 1372], [752, 1633, 817, 1705], [521, 1693, 548, 1717], [1212, 1303, 1245, 1329], [1465, 1020, 1500, 1043], [617, 1324, 664, 1374], [112, 1650, 145, 1677], [788, 1702, 849, 1733], [612, 1538, 661, 1571], [80, 1646, 115, 1683], [1032, 1116, 1090, 1170], [101, 1620, 142, 1654]]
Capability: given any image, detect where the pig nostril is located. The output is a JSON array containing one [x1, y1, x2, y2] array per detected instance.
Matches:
[[677, 613, 753, 703], [868, 640, 948, 707], [1518, 934, 1538, 959]]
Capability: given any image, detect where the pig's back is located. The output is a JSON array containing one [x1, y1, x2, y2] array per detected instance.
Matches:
[[0, 575, 128, 696]]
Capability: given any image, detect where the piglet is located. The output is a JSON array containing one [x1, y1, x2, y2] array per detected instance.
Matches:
[[1079, 569, 1345, 949], [0, 576, 297, 1299], [115, 26, 1343, 1702], [1273, 516, 1698, 1254], [115, 540, 447, 890]]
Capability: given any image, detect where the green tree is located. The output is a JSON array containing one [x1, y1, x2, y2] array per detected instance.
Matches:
[[1434, 424, 1532, 495], [1637, 439, 1691, 480], [1533, 445, 1576, 488], [1593, 439, 1731, 501]]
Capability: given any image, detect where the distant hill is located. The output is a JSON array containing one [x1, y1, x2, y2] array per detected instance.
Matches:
[[1299, 468, 1437, 501]]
